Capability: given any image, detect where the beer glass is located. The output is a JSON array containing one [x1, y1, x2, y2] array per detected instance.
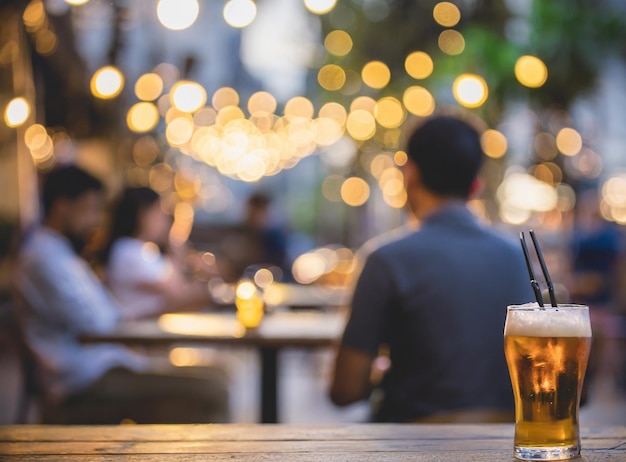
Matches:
[[504, 304, 592, 460]]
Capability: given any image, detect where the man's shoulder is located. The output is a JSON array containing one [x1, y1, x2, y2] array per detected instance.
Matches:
[[22, 228, 65, 252]]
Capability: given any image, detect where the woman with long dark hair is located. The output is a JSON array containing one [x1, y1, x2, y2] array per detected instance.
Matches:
[[104, 187, 211, 319]]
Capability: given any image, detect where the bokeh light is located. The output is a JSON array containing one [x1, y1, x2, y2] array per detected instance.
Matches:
[[65, 0, 90, 5], [480, 129, 507, 159], [452, 74, 488, 108], [254, 268, 274, 288], [285, 96, 314, 119], [438, 30, 465, 55], [341, 177, 370, 206], [433, 2, 461, 27], [223, 0, 257, 28], [135, 73, 164, 101], [556, 127, 582, 156], [305, 0, 338, 15], [318, 64, 346, 91], [170, 81, 206, 113], [90, 66, 124, 99], [157, 0, 199, 31], [166, 117, 194, 146], [403, 86, 436, 116], [405, 51, 434, 80], [515, 55, 548, 88], [361, 61, 391, 89], [319, 102, 347, 126], [4, 97, 30, 127], [292, 253, 326, 284], [212, 87, 240, 110], [127, 102, 160, 133], [394, 150, 408, 166], [248, 91, 277, 116], [374, 97, 405, 129], [346, 109, 376, 140], [350, 96, 376, 114], [324, 30, 353, 56], [497, 172, 558, 213]]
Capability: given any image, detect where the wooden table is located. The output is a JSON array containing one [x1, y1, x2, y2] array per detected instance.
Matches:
[[0, 424, 624, 461], [81, 311, 346, 424]]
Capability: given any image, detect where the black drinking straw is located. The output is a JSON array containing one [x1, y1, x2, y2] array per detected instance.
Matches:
[[520, 232, 544, 307], [529, 229, 558, 307]]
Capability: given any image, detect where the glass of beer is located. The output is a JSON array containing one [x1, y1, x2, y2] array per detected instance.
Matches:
[[504, 304, 592, 460]]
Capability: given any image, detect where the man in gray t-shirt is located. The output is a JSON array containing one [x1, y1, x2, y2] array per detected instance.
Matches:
[[330, 116, 533, 422]]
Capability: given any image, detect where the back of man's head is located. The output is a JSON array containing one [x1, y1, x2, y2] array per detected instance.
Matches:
[[406, 116, 484, 199], [42, 165, 104, 218]]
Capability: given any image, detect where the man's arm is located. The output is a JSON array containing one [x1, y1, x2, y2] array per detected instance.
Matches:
[[18, 248, 120, 334], [329, 345, 375, 406], [329, 251, 394, 406]]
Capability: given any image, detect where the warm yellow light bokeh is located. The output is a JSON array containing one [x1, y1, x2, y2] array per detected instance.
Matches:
[[4, 97, 30, 127], [480, 129, 507, 159], [223, 0, 257, 28], [90, 66, 124, 99], [135, 73, 164, 101], [515, 55, 548, 88], [248, 91, 277, 116], [23, 1, 45, 30], [254, 268, 274, 288], [556, 127, 582, 156], [394, 150, 408, 166], [361, 61, 391, 89], [319, 102, 347, 126], [318, 64, 346, 91], [314, 117, 343, 146], [285, 96, 314, 119], [166, 117, 194, 146], [433, 2, 461, 27], [350, 96, 376, 114], [405, 51, 434, 80], [305, 0, 338, 14], [157, 0, 199, 31], [452, 74, 488, 108], [375, 97, 406, 129], [341, 177, 370, 207], [346, 109, 376, 140], [438, 30, 465, 55], [170, 81, 206, 113], [212, 87, 240, 111], [127, 102, 160, 133], [402, 86, 436, 116], [324, 30, 353, 56], [35, 30, 57, 55], [64, 0, 90, 5]]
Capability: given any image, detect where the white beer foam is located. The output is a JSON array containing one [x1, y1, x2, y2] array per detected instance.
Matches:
[[504, 303, 592, 337]]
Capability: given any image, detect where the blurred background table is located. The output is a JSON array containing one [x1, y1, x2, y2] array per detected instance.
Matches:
[[82, 310, 347, 424], [1, 424, 624, 461]]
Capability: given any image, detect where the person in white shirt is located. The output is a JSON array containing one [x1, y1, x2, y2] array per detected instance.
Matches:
[[14, 166, 227, 424], [103, 187, 213, 318]]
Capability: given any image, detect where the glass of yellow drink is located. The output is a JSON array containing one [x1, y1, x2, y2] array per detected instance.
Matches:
[[504, 304, 592, 460]]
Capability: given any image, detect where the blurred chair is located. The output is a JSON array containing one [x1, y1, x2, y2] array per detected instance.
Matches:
[[0, 301, 42, 424]]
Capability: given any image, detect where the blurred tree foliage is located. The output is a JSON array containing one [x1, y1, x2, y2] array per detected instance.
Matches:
[[319, 0, 626, 123]]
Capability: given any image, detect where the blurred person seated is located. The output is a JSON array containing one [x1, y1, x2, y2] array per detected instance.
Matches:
[[13, 165, 228, 424], [245, 192, 290, 276], [329, 115, 533, 423], [103, 187, 213, 319]]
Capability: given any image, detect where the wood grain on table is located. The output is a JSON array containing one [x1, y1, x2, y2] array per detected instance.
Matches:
[[1, 424, 624, 461]]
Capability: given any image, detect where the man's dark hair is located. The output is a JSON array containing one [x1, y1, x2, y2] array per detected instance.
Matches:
[[42, 165, 104, 217], [406, 116, 484, 199]]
